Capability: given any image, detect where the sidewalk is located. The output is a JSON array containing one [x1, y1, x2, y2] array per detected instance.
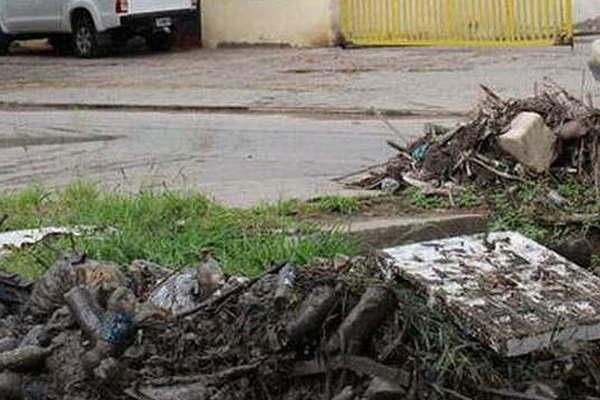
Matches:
[[1, 38, 598, 115]]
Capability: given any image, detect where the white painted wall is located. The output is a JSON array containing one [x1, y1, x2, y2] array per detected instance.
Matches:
[[574, 1, 600, 22], [201, 0, 337, 48]]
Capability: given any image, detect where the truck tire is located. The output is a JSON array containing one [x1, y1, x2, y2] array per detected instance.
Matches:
[[73, 13, 105, 58], [147, 32, 172, 52], [49, 35, 73, 55], [0, 27, 10, 56]]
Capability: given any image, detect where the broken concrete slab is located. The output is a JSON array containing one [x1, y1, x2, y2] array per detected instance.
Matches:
[[384, 232, 600, 357], [497, 112, 556, 173]]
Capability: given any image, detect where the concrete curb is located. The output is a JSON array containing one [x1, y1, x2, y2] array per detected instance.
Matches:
[[0, 101, 469, 119], [346, 214, 490, 249]]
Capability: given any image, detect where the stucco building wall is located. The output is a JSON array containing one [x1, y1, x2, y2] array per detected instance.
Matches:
[[201, 0, 338, 48]]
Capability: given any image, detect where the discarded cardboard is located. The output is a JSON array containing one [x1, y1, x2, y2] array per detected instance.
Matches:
[[384, 232, 600, 357]]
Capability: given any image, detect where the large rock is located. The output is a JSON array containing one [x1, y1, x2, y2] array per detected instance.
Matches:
[[497, 112, 556, 173]]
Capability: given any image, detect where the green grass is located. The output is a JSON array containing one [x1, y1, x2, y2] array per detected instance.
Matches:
[[393, 286, 532, 389], [378, 176, 599, 245], [489, 187, 552, 242], [265, 196, 361, 217], [0, 182, 358, 278], [307, 195, 359, 215], [407, 187, 449, 210]]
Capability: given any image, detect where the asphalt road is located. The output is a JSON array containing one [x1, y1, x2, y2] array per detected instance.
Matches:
[[2, 38, 598, 114], [1, 39, 595, 206], [0, 110, 457, 206]]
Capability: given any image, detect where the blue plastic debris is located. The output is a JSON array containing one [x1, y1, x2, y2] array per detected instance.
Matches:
[[411, 144, 429, 162], [100, 311, 136, 347]]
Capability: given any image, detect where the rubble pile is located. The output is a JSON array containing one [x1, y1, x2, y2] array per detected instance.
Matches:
[[355, 80, 600, 193]]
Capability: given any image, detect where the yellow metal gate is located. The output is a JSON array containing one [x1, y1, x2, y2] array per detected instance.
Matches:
[[340, 0, 573, 46]]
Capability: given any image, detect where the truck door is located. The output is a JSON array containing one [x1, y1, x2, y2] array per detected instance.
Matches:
[[4, 0, 60, 33]]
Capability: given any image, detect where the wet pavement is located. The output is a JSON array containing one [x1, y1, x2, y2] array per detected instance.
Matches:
[[0, 110, 457, 206], [1, 37, 599, 114], [0, 38, 597, 205]]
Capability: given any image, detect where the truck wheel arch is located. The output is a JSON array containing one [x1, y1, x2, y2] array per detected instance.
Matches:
[[67, 4, 103, 32]]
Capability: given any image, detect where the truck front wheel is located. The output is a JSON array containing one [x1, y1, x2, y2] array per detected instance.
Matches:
[[73, 13, 105, 58]]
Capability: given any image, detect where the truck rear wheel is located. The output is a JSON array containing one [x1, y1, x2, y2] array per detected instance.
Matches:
[[73, 13, 105, 58], [0, 27, 10, 56]]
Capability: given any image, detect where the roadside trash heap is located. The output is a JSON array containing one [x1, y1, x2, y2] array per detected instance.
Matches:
[[352, 80, 600, 195], [4, 228, 600, 399], [0, 250, 417, 400]]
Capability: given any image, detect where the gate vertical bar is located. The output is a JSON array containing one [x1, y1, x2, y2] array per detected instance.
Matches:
[[339, 0, 573, 46]]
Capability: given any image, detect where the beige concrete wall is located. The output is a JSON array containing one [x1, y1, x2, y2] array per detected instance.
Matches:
[[574, 1, 600, 23], [201, 0, 337, 48]]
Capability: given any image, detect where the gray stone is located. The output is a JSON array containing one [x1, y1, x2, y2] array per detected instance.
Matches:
[[497, 112, 556, 173], [556, 120, 588, 141]]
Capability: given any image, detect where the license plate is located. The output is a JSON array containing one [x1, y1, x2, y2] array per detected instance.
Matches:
[[155, 17, 172, 28]]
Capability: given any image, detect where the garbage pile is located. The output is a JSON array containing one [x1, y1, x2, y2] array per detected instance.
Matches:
[[0, 251, 420, 400], [3, 246, 600, 399], [353, 80, 600, 194]]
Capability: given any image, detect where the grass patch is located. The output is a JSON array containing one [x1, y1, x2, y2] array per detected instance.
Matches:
[[307, 195, 359, 215], [260, 196, 363, 220], [0, 182, 358, 278], [395, 178, 599, 245], [391, 286, 584, 393]]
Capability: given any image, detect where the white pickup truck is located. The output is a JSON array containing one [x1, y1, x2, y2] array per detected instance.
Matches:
[[0, 0, 197, 57]]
